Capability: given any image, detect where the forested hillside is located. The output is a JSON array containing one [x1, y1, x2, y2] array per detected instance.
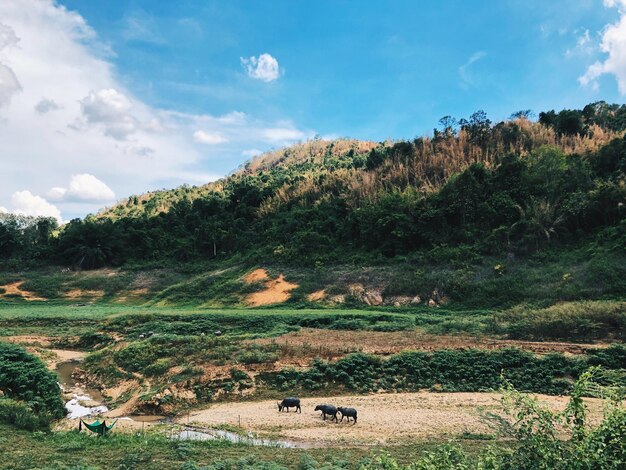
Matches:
[[1, 101, 625, 271]]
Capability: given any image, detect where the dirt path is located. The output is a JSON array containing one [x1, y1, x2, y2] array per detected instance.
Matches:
[[184, 392, 603, 446], [253, 328, 608, 357]]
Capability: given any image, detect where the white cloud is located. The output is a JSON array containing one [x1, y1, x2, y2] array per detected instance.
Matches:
[[0, 1, 313, 221], [48, 174, 115, 203], [0, 206, 7, 213], [0, 22, 21, 106], [77, 88, 138, 140], [261, 127, 307, 144], [458, 51, 486, 89], [34, 97, 62, 113], [47, 187, 67, 200], [10, 190, 62, 223], [580, 1, 626, 93], [566, 29, 595, 57], [241, 53, 280, 82], [193, 130, 228, 145], [242, 148, 263, 158]]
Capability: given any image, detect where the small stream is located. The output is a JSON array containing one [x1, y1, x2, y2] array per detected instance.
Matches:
[[56, 358, 163, 423], [174, 427, 305, 448], [55, 357, 311, 448], [56, 359, 109, 419]]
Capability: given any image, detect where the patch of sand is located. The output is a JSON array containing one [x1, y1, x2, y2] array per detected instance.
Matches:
[[49, 349, 86, 366], [115, 288, 149, 303], [103, 380, 140, 401], [307, 289, 326, 301], [246, 274, 299, 306], [244, 268, 270, 284], [64, 289, 105, 300], [0, 281, 46, 301], [184, 392, 603, 446], [3, 335, 52, 347], [253, 328, 608, 357]]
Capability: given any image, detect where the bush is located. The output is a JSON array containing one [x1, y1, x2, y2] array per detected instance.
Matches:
[[0, 398, 53, 431], [0, 342, 65, 419], [259, 346, 624, 396], [494, 301, 626, 341]]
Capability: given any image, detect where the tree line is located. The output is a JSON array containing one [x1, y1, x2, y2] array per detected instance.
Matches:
[[1, 101, 625, 269]]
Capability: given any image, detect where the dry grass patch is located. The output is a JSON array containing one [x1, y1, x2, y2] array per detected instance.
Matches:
[[253, 328, 608, 358]]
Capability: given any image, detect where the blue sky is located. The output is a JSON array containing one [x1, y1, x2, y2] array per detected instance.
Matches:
[[0, 0, 624, 221], [60, 0, 618, 139]]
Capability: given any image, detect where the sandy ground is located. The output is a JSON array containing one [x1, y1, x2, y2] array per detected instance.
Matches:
[[0, 281, 46, 301], [64, 289, 105, 300], [307, 290, 326, 301], [3, 335, 53, 347], [48, 348, 86, 367], [253, 328, 608, 357], [246, 272, 299, 306], [184, 392, 603, 446], [244, 269, 270, 283]]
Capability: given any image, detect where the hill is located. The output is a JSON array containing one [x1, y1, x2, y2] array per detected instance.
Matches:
[[0, 101, 625, 308]]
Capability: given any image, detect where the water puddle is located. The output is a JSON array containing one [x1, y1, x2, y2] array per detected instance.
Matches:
[[56, 358, 168, 423], [56, 360, 104, 402], [56, 359, 109, 419], [174, 426, 305, 448]]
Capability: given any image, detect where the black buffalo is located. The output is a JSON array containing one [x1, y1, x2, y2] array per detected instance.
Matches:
[[337, 406, 357, 423], [314, 404, 338, 421], [277, 397, 301, 413]]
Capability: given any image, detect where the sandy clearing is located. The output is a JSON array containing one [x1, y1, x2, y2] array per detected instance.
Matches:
[[307, 290, 326, 301], [115, 288, 149, 303], [184, 392, 603, 446], [253, 328, 608, 357], [0, 281, 46, 301], [48, 348, 86, 367], [244, 268, 270, 284], [64, 289, 105, 300], [246, 274, 299, 306], [3, 335, 53, 347]]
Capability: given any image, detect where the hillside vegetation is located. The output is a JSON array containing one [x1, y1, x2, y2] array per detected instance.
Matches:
[[0, 102, 625, 310]]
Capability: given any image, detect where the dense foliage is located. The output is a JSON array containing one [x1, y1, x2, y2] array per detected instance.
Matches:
[[1, 102, 625, 269], [260, 345, 626, 396], [0, 342, 65, 430]]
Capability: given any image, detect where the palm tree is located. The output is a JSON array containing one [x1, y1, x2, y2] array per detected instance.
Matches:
[[510, 199, 565, 250]]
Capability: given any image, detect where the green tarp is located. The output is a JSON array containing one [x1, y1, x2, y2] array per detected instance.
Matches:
[[79, 419, 117, 435]]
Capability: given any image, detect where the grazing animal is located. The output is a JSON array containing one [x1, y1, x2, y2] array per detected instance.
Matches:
[[277, 397, 301, 413], [314, 404, 338, 421], [337, 406, 357, 423]]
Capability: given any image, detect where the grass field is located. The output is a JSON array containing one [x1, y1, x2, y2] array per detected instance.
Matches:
[[1, 294, 624, 469]]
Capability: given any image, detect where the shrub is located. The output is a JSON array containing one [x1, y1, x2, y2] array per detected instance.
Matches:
[[259, 347, 623, 396], [0, 342, 65, 419], [0, 398, 53, 431], [495, 301, 626, 341]]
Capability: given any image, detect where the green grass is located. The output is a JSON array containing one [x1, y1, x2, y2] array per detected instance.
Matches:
[[1, 238, 624, 310], [0, 424, 492, 470]]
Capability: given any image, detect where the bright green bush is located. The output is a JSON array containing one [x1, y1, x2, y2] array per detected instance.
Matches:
[[0, 342, 65, 430], [0, 342, 64, 419], [260, 345, 626, 395]]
